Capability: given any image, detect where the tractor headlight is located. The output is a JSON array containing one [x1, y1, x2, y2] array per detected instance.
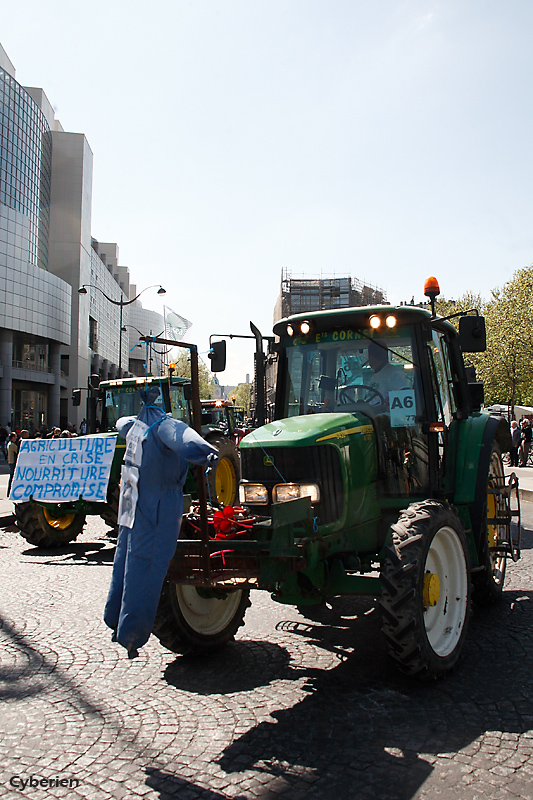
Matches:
[[272, 483, 320, 503], [239, 483, 268, 504]]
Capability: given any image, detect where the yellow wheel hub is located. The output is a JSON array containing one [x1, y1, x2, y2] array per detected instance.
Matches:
[[423, 571, 441, 608], [215, 457, 237, 507], [43, 509, 77, 530], [486, 492, 497, 548]]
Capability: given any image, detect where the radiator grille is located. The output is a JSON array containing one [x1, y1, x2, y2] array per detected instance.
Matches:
[[240, 444, 344, 524]]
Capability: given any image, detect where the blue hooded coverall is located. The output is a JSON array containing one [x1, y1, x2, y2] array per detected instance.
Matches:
[[104, 390, 218, 657]]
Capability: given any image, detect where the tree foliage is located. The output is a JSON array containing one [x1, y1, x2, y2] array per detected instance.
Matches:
[[232, 383, 252, 414], [481, 267, 533, 406], [436, 268, 533, 407], [169, 352, 215, 399]]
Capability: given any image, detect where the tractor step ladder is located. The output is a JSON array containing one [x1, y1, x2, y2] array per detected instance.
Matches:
[[487, 473, 521, 562]]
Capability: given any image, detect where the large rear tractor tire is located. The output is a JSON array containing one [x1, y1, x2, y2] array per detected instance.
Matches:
[[15, 501, 86, 548], [380, 500, 471, 680], [152, 583, 251, 655], [205, 435, 240, 507], [472, 444, 508, 605]]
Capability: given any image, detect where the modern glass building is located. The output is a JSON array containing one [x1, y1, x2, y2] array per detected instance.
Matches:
[[0, 49, 71, 432], [0, 67, 51, 271], [0, 43, 172, 431]]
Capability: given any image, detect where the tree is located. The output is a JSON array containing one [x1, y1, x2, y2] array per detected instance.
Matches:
[[169, 352, 215, 399], [479, 268, 533, 407], [436, 269, 533, 408], [435, 292, 484, 325], [232, 383, 252, 414]]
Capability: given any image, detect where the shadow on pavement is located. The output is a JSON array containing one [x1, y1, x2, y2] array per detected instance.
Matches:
[[210, 588, 533, 799], [19, 540, 116, 564], [164, 639, 293, 695], [0, 614, 105, 716], [145, 768, 247, 800]]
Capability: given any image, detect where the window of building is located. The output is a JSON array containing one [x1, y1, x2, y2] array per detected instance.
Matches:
[[12, 385, 47, 434], [89, 317, 98, 351], [12, 334, 49, 372]]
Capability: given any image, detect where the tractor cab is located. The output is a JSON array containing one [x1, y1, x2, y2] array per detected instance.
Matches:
[[240, 303, 481, 511], [200, 399, 252, 446], [99, 375, 192, 432]]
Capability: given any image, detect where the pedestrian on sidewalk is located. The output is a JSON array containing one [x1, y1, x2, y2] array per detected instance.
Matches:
[[7, 432, 18, 496], [510, 420, 521, 467], [0, 425, 7, 460], [519, 419, 532, 467]]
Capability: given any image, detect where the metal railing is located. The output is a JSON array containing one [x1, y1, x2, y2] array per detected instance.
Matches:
[[12, 360, 53, 373]]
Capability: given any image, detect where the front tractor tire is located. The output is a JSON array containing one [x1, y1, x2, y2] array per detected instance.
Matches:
[[380, 500, 471, 680], [152, 582, 251, 655], [205, 435, 240, 507], [15, 501, 86, 548]]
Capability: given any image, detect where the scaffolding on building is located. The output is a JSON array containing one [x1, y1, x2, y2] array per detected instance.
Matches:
[[277, 269, 387, 321]]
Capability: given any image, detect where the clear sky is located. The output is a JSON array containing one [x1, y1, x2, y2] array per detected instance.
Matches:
[[3, 1, 533, 383]]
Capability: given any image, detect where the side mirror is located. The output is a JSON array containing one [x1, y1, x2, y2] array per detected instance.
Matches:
[[208, 340, 226, 372], [459, 315, 486, 352]]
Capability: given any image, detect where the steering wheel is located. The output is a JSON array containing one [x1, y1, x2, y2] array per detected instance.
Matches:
[[338, 384, 385, 406]]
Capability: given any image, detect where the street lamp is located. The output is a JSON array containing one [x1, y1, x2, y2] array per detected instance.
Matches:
[[78, 284, 166, 376]]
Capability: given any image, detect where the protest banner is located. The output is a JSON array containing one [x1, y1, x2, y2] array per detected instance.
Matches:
[[9, 434, 117, 503]]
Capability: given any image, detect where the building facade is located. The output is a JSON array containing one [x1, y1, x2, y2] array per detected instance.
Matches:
[[273, 269, 387, 323], [0, 46, 71, 432], [0, 44, 165, 432]]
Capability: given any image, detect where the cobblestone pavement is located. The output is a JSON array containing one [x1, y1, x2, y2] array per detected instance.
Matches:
[[1, 509, 533, 800]]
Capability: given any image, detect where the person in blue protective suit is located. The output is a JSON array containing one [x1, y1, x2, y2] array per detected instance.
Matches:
[[104, 387, 218, 658]]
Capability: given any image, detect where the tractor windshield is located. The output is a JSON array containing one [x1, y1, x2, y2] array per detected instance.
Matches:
[[103, 384, 166, 431], [279, 320, 430, 496], [283, 325, 419, 427], [201, 406, 235, 435]]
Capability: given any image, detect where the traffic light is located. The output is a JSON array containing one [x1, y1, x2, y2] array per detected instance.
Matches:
[[72, 388, 82, 406]]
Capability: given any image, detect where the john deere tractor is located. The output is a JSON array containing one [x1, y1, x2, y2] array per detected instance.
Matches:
[[153, 281, 520, 680], [13, 372, 239, 547]]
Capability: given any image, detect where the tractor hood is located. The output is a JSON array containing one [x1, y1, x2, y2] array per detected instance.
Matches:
[[239, 412, 374, 450]]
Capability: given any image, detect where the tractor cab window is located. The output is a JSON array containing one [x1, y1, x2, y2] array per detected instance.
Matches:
[[284, 327, 417, 422], [428, 331, 456, 427], [201, 406, 233, 435], [169, 385, 190, 423], [283, 324, 429, 497], [426, 331, 457, 476], [103, 384, 165, 432]]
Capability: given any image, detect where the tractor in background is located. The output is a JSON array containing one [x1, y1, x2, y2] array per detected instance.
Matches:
[[13, 353, 239, 546]]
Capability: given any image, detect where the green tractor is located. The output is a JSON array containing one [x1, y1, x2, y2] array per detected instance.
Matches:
[[153, 286, 521, 679], [13, 373, 239, 547]]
